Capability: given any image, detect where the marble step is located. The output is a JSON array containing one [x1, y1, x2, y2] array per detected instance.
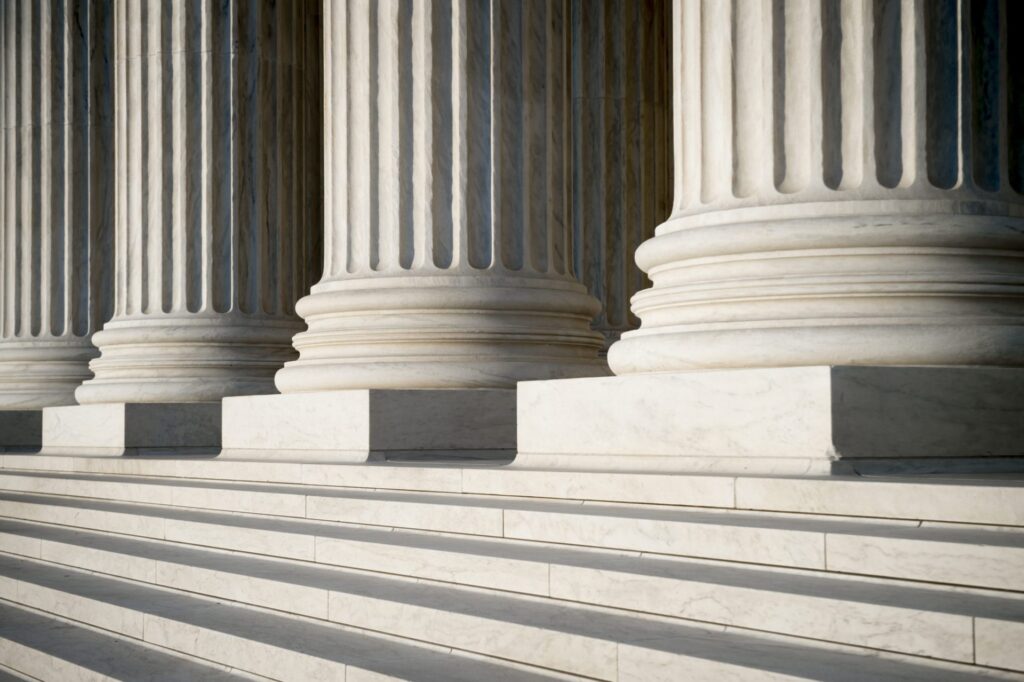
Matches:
[[0, 667, 28, 681], [3, 455, 1022, 526], [0, 601, 252, 682], [0, 553, 1014, 682], [0, 518, 1021, 671], [0, 555, 561, 682], [0, 474, 1022, 591]]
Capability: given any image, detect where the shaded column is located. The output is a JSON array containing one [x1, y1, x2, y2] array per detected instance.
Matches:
[[75, 0, 322, 405], [273, 0, 605, 393], [571, 0, 672, 348], [0, 0, 114, 411]]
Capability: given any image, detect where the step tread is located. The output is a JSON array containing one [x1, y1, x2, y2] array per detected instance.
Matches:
[[0, 601, 248, 681], [0, 555, 556, 682], [2, 471, 1021, 546], [0, 553, 1004, 682], [2, 517, 1021, 623]]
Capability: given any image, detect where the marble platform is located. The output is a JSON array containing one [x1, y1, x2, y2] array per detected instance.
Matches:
[[516, 366, 1024, 474], [221, 389, 516, 461], [41, 404, 221, 456]]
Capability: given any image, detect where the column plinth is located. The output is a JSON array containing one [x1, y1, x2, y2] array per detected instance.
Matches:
[[517, 0, 1024, 474], [0, 0, 114, 449], [43, 0, 322, 455], [224, 0, 605, 462]]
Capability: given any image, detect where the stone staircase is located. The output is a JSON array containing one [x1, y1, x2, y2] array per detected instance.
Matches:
[[0, 455, 1020, 680]]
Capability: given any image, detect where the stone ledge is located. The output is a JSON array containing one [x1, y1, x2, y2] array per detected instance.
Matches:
[[516, 366, 1024, 474], [221, 389, 515, 462], [41, 403, 221, 456]]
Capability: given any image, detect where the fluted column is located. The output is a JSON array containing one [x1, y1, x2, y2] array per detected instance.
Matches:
[[274, 0, 604, 393], [571, 0, 672, 348], [0, 0, 114, 409], [609, 0, 1024, 374], [75, 0, 322, 405]]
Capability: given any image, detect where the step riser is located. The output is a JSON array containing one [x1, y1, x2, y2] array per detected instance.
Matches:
[[0, 559, 796, 682], [4, 457, 1023, 528], [1, 485, 1020, 592], [0, 526, 1014, 669], [0, 638, 114, 682], [0, 572, 473, 682], [0, 601, 258, 682]]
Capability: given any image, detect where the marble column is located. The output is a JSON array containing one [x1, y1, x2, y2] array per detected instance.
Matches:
[[223, 0, 606, 461], [610, 0, 1024, 374], [273, 0, 605, 393], [45, 0, 322, 455], [517, 0, 1024, 473], [571, 0, 672, 349], [0, 0, 114, 449]]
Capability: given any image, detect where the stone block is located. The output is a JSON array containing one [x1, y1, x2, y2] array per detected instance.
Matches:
[[516, 366, 1024, 474], [0, 411, 41, 452], [41, 403, 221, 456], [220, 389, 515, 462]]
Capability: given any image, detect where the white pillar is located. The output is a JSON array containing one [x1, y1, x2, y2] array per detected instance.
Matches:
[[43, 0, 323, 455], [0, 0, 114, 449], [610, 0, 1024, 374], [223, 0, 606, 462], [271, 0, 604, 393], [571, 0, 673, 349], [517, 0, 1024, 474]]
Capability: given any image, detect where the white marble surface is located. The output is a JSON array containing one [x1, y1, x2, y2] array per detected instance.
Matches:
[[0, 461, 1022, 678], [517, 366, 1024, 471], [608, 0, 1024, 374], [274, 0, 606, 393], [0, 602, 245, 682], [0, 1, 114, 410], [41, 402, 220, 455], [825, 533, 1024, 592], [976, 618, 1024, 671], [221, 389, 515, 461], [735, 477, 1024, 527], [74, 0, 322, 406]]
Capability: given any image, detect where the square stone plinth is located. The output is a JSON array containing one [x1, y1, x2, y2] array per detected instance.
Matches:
[[221, 389, 516, 462], [42, 403, 221, 456], [0, 411, 42, 452], [516, 366, 1024, 475]]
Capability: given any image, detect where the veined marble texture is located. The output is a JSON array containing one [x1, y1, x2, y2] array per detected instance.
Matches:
[[609, 0, 1024, 374], [571, 0, 672, 348], [275, 0, 607, 392], [0, 0, 114, 408], [76, 0, 323, 404]]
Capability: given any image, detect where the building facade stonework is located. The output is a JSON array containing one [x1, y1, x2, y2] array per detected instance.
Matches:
[[0, 0, 1021, 465], [0, 2, 1023, 680]]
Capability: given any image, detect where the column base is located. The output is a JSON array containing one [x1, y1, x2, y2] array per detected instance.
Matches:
[[221, 390, 516, 462], [0, 411, 42, 452], [41, 404, 221, 456], [515, 366, 1024, 475]]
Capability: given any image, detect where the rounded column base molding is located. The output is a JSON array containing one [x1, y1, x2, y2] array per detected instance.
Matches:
[[611, 204, 1024, 374], [610, 324, 1024, 375], [0, 340, 98, 409], [76, 316, 302, 404], [275, 274, 607, 392], [611, 202, 1024, 374]]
